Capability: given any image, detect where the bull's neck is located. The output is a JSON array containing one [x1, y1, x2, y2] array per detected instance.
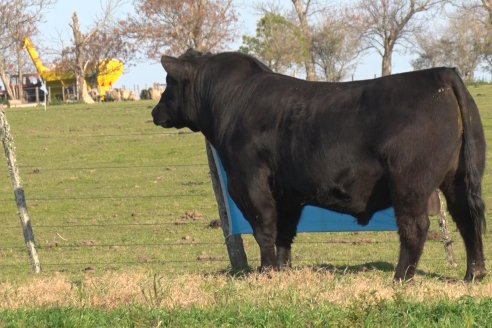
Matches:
[[196, 105, 223, 148], [193, 86, 229, 148]]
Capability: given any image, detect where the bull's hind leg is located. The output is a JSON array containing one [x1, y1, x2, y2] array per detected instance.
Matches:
[[390, 181, 431, 281], [276, 203, 302, 268], [441, 177, 486, 281], [394, 212, 430, 281]]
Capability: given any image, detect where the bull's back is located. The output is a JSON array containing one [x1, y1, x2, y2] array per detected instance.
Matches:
[[250, 68, 466, 217]]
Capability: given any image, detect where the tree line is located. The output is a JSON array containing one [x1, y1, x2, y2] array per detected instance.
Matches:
[[0, 0, 491, 103], [239, 0, 492, 82]]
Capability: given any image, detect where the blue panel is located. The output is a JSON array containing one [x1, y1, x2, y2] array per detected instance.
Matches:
[[210, 147, 398, 235]]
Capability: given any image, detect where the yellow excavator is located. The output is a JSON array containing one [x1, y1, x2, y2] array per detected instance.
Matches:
[[22, 37, 124, 101]]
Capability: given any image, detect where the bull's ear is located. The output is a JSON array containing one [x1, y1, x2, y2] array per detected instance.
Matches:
[[161, 55, 192, 81]]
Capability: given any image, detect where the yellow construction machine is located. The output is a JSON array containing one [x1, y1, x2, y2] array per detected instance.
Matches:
[[22, 37, 124, 101]]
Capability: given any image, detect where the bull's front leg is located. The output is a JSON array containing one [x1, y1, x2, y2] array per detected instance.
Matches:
[[254, 208, 278, 270], [276, 202, 303, 269], [229, 166, 278, 271], [250, 188, 278, 270]]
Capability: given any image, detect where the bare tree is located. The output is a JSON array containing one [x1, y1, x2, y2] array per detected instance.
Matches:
[[451, 0, 492, 77], [411, 34, 449, 70], [291, 0, 317, 80], [0, 0, 55, 101], [67, 0, 129, 103], [454, 0, 492, 22], [412, 9, 487, 81], [84, 25, 138, 91], [71, 12, 95, 104], [122, 0, 238, 58], [312, 12, 362, 81], [475, 1, 492, 75], [348, 0, 445, 76], [412, 8, 488, 81], [483, 0, 492, 21], [240, 12, 305, 74]]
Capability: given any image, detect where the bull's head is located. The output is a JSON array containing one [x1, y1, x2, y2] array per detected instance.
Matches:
[[152, 49, 202, 132]]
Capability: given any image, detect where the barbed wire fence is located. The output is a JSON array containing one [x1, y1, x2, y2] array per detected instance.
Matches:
[[0, 117, 477, 276], [0, 109, 40, 273]]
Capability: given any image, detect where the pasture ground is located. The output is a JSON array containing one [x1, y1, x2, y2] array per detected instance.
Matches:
[[0, 85, 492, 326]]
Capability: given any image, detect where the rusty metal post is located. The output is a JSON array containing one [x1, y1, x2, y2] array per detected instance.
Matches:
[[0, 109, 41, 273], [205, 141, 249, 272]]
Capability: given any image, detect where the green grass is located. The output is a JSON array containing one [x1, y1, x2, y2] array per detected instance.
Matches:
[[0, 101, 221, 277], [1, 298, 491, 327], [0, 86, 492, 325], [0, 90, 488, 280]]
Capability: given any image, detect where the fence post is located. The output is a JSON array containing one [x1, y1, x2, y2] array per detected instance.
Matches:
[[437, 189, 457, 267], [0, 109, 41, 273], [205, 141, 249, 272], [35, 87, 39, 105]]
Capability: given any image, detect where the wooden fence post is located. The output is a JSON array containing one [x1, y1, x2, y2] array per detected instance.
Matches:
[[205, 141, 249, 272], [0, 109, 41, 273]]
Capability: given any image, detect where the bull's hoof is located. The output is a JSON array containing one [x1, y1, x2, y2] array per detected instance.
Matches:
[[393, 276, 414, 285], [276, 247, 292, 269], [278, 262, 292, 270], [464, 269, 487, 282], [259, 264, 278, 273], [394, 265, 416, 283]]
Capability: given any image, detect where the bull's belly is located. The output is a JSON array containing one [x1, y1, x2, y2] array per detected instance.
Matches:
[[309, 196, 391, 225], [301, 172, 391, 224]]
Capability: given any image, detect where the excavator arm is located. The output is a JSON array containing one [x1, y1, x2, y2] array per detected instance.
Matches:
[[22, 37, 49, 75], [22, 37, 124, 101]]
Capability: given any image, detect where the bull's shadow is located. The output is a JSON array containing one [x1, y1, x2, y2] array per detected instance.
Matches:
[[219, 261, 458, 283], [310, 262, 458, 282], [310, 261, 394, 274], [216, 261, 394, 278]]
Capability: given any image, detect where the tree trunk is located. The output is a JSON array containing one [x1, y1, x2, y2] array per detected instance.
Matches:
[[381, 50, 392, 77], [292, 0, 317, 81], [77, 74, 94, 103], [0, 60, 14, 100], [303, 60, 317, 81], [71, 12, 94, 104], [192, 0, 206, 50], [381, 38, 394, 77], [16, 48, 24, 101], [483, 0, 492, 26]]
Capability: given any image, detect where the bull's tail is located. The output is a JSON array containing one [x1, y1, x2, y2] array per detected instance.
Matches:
[[450, 69, 486, 237]]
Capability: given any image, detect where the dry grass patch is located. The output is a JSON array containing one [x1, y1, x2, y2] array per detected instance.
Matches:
[[0, 268, 491, 310]]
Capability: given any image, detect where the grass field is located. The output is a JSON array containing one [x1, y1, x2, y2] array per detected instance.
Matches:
[[0, 85, 492, 326]]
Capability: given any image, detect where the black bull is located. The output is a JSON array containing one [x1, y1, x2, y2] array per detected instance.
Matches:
[[152, 49, 486, 282]]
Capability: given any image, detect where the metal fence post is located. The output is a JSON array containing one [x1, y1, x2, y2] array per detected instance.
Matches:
[[0, 109, 41, 273], [437, 189, 457, 267], [35, 87, 39, 105], [205, 141, 249, 272]]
